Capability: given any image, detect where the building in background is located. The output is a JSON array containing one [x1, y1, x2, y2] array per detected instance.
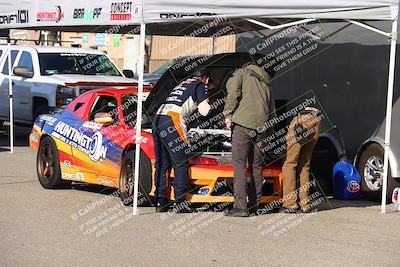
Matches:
[[149, 35, 236, 72], [5, 30, 235, 74]]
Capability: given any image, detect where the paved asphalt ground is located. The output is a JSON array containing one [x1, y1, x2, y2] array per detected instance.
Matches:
[[0, 123, 399, 267]]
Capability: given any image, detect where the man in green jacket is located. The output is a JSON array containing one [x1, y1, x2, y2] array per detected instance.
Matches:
[[224, 62, 276, 217]]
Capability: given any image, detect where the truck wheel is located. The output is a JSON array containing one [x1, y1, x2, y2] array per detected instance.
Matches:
[[119, 150, 152, 206], [37, 137, 71, 189], [33, 105, 50, 121], [357, 143, 399, 203]]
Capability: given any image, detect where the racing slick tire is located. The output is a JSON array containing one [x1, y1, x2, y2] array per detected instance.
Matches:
[[119, 150, 152, 206], [37, 137, 71, 189], [357, 143, 399, 203]]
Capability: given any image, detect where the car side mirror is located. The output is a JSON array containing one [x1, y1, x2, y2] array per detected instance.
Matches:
[[94, 112, 114, 124], [123, 69, 134, 78], [13, 66, 34, 78]]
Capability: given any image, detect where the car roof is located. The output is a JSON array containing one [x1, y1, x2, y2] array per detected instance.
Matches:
[[87, 86, 151, 95], [0, 45, 104, 55]]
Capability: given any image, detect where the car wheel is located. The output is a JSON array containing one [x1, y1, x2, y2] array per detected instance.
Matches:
[[0, 120, 4, 129], [119, 150, 152, 206], [37, 137, 71, 189], [357, 143, 399, 203]]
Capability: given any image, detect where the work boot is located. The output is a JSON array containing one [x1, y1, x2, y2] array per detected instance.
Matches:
[[155, 198, 170, 213], [173, 199, 195, 213], [225, 208, 249, 217]]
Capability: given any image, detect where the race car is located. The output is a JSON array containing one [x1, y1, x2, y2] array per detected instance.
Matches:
[[29, 86, 282, 205], [30, 53, 287, 205]]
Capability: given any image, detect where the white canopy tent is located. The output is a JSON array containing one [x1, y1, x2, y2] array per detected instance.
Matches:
[[0, 0, 398, 213]]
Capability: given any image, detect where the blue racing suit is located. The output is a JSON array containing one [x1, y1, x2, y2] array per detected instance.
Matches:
[[152, 77, 211, 201]]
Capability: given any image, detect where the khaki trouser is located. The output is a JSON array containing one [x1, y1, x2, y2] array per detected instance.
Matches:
[[282, 112, 321, 211]]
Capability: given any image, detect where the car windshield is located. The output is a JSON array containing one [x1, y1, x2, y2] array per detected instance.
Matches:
[[38, 52, 122, 76]]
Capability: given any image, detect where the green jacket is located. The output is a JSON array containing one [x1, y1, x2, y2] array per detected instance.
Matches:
[[224, 64, 276, 130]]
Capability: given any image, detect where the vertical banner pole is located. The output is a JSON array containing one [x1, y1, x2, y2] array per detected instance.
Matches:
[[381, 18, 398, 213], [8, 44, 14, 154], [133, 22, 146, 216]]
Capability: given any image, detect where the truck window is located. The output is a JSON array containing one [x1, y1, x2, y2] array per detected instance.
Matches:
[[38, 53, 122, 76], [1, 50, 19, 75], [17, 51, 33, 72]]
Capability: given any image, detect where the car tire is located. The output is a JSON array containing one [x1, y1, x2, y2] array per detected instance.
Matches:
[[357, 143, 399, 203], [119, 150, 152, 206], [37, 137, 71, 189], [33, 105, 50, 122], [0, 120, 4, 129]]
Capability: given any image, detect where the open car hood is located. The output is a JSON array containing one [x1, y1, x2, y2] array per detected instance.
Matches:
[[143, 52, 277, 123]]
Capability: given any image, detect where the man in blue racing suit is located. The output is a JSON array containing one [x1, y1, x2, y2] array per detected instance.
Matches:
[[152, 69, 211, 213]]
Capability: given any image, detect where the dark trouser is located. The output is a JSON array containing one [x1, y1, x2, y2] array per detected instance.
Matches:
[[152, 115, 189, 201], [232, 124, 265, 210]]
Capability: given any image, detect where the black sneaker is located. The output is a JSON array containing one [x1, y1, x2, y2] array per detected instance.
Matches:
[[279, 207, 299, 214], [155, 199, 170, 213], [173, 199, 195, 213], [225, 208, 249, 217]]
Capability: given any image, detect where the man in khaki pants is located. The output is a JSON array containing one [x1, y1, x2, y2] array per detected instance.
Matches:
[[281, 107, 321, 213]]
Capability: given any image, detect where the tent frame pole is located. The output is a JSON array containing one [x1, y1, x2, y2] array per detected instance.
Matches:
[[132, 0, 146, 215], [346, 20, 391, 37], [381, 17, 398, 214], [132, 21, 146, 216], [8, 43, 14, 154], [246, 18, 316, 30]]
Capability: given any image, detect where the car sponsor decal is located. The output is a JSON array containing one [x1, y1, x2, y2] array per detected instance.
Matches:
[[39, 115, 57, 126], [98, 177, 114, 186], [62, 172, 85, 181], [82, 121, 103, 131], [30, 132, 39, 143], [62, 160, 74, 169], [51, 121, 107, 162]]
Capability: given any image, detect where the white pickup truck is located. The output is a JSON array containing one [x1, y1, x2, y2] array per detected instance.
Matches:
[[0, 45, 137, 126]]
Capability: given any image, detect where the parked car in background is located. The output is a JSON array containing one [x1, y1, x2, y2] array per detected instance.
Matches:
[[0, 45, 137, 127], [355, 99, 400, 202], [143, 55, 207, 84]]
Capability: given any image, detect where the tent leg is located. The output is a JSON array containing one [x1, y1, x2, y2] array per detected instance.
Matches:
[[132, 22, 146, 216], [381, 18, 398, 214], [8, 44, 13, 154]]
